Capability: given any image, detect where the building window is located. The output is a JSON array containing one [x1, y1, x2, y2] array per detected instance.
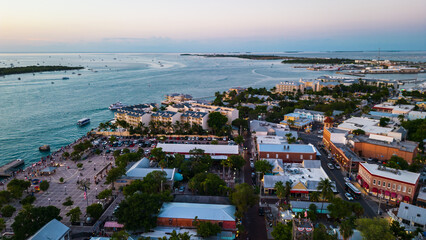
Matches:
[[403, 186, 406, 192], [408, 188, 412, 194], [267, 154, 269, 158], [392, 184, 396, 190], [398, 185, 401, 191], [373, 180, 376, 185], [276, 154, 278, 158], [378, 180, 381, 186], [300, 155, 303, 160], [286, 154, 289, 159], [383, 181, 386, 187]]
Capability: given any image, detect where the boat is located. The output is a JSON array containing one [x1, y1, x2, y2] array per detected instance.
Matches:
[[39, 145, 50, 152], [109, 102, 127, 110], [77, 118, 90, 126], [62, 77, 70, 80]]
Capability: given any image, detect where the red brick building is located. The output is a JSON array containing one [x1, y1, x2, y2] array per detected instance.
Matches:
[[258, 144, 318, 163], [157, 202, 237, 231], [357, 162, 420, 204]]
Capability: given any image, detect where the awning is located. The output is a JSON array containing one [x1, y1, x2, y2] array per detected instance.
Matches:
[[291, 190, 309, 194], [391, 192, 396, 198], [385, 191, 390, 196], [356, 175, 362, 180], [372, 188, 378, 193], [403, 196, 410, 202], [362, 182, 369, 189], [104, 221, 124, 228], [397, 194, 403, 200]]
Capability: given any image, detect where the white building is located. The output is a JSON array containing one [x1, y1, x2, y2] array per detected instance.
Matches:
[[275, 81, 304, 94], [294, 109, 325, 122], [156, 143, 239, 160]]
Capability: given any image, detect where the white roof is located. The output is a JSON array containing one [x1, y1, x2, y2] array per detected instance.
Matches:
[[158, 202, 236, 221], [360, 162, 420, 184], [397, 202, 426, 226], [338, 117, 393, 135], [257, 136, 286, 145], [258, 143, 317, 154], [157, 143, 239, 155]]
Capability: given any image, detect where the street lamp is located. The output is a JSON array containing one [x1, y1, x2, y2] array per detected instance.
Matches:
[[95, 187, 98, 196], [64, 186, 67, 195], [48, 198, 51, 205]]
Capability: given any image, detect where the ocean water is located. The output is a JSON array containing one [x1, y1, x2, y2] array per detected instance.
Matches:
[[0, 52, 425, 166]]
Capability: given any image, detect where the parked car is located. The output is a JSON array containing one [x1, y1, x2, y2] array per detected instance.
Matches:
[[179, 186, 185, 193], [335, 164, 341, 169], [344, 193, 354, 201], [327, 163, 334, 169], [344, 177, 350, 182], [258, 208, 264, 216]]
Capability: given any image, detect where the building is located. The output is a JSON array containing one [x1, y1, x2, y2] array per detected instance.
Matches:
[[416, 101, 426, 110], [258, 144, 318, 163], [261, 160, 334, 200], [372, 103, 415, 115], [191, 103, 239, 124], [357, 162, 420, 204], [294, 109, 325, 123], [407, 111, 426, 120], [322, 128, 363, 171], [350, 134, 418, 164], [116, 157, 177, 188], [115, 108, 151, 127], [250, 120, 290, 137], [292, 218, 313, 240], [337, 117, 394, 136], [164, 93, 193, 104], [156, 143, 239, 160], [392, 202, 426, 231], [180, 111, 209, 130], [416, 186, 426, 207], [157, 202, 236, 230], [276, 81, 305, 94], [28, 219, 70, 240], [281, 113, 314, 130], [151, 111, 182, 125]]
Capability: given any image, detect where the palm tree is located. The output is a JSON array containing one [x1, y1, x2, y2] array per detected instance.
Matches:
[[284, 181, 292, 204], [310, 191, 320, 202], [275, 181, 285, 204], [340, 218, 354, 240], [317, 178, 335, 212]]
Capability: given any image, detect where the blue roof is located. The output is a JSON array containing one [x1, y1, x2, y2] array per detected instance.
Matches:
[[28, 219, 69, 240], [259, 144, 316, 154], [369, 111, 398, 118], [285, 113, 300, 118], [158, 202, 236, 221]]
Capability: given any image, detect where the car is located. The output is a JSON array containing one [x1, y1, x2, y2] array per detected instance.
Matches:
[[258, 207, 264, 216], [335, 164, 341, 169], [344, 193, 354, 201], [179, 186, 185, 193], [327, 163, 334, 169], [344, 177, 350, 182], [318, 135, 323, 138]]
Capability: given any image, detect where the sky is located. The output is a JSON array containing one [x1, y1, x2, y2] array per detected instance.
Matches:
[[0, 0, 425, 52]]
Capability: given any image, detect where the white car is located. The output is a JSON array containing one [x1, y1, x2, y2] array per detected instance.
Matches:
[[327, 163, 334, 169], [335, 164, 341, 170], [345, 193, 354, 201], [344, 177, 350, 182]]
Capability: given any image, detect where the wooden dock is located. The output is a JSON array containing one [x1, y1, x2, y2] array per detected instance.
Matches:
[[0, 159, 25, 177]]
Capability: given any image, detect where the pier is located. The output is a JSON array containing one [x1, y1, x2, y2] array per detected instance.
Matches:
[[0, 159, 25, 177]]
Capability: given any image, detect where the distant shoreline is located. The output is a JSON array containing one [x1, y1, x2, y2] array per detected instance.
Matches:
[[0, 65, 84, 76]]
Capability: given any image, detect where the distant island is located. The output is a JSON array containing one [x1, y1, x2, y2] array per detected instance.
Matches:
[[0, 65, 84, 76], [181, 54, 356, 64]]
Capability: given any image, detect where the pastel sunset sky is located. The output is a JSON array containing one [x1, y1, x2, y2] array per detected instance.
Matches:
[[1, 0, 425, 52]]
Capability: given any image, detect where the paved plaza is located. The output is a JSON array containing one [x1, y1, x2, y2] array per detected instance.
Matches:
[[4, 144, 116, 229]]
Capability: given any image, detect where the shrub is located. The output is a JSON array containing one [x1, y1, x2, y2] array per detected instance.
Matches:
[[39, 181, 49, 192], [77, 163, 83, 168], [63, 197, 74, 206], [20, 195, 36, 205], [59, 177, 64, 183], [1, 205, 16, 217]]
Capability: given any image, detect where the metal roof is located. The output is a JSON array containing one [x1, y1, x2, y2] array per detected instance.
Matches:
[[157, 143, 239, 155], [259, 144, 316, 154], [28, 219, 69, 240], [158, 202, 236, 221], [397, 202, 426, 226]]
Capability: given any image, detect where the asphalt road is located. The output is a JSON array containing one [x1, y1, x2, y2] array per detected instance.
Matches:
[[299, 132, 378, 218]]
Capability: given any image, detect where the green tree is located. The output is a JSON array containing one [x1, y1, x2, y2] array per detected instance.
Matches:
[[62, 152, 70, 159], [62, 196, 74, 206], [151, 147, 166, 162], [387, 155, 409, 170], [230, 183, 258, 218], [308, 203, 318, 221], [275, 181, 285, 204], [0, 191, 11, 205], [313, 224, 338, 240], [271, 222, 292, 240], [0, 218, 5, 233], [340, 218, 355, 240], [109, 136, 117, 143], [196, 221, 221, 238], [106, 166, 126, 189], [86, 203, 103, 220], [97, 189, 113, 200], [20, 195, 36, 205], [11, 205, 62, 240], [234, 135, 244, 145], [390, 221, 414, 240], [160, 230, 191, 240], [111, 230, 130, 240], [188, 173, 228, 196], [379, 117, 390, 127], [310, 191, 320, 202], [317, 178, 335, 212], [1, 205, 16, 217], [327, 198, 352, 220], [66, 207, 82, 223], [352, 129, 365, 135], [254, 159, 273, 175], [39, 181, 50, 192], [356, 217, 394, 240], [7, 179, 31, 199], [115, 192, 164, 231], [207, 112, 228, 135]]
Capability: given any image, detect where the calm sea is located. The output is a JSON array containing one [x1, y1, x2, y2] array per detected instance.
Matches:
[[0, 52, 425, 166]]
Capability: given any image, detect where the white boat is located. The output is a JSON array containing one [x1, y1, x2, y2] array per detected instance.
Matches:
[[109, 102, 127, 110], [77, 118, 90, 126]]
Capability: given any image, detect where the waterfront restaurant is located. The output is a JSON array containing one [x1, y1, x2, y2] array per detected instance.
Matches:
[[357, 162, 420, 204]]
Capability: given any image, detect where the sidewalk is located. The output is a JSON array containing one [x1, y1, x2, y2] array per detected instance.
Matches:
[[353, 181, 391, 217]]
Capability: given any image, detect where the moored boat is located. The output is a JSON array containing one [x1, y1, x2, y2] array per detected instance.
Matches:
[[39, 145, 50, 152], [109, 102, 127, 110], [77, 118, 90, 126]]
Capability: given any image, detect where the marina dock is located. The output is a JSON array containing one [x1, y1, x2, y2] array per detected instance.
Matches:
[[0, 159, 25, 177]]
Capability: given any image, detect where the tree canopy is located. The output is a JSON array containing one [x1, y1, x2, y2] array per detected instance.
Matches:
[[86, 203, 103, 220], [271, 222, 292, 240], [230, 183, 258, 218], [254, 160, 273, 174], [207, 112, 229, 135], [356, 217, 394, 240], [196, 221, 221, 238], [188, 172, 228, 196]]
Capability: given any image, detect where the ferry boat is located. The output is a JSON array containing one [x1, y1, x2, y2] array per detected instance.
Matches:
[[109, 102, 127, 110], [77, 118, 90, 126], [62, 77, 70, 80]]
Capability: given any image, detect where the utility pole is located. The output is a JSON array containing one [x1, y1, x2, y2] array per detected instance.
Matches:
[[377, 190, 382, 215]]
